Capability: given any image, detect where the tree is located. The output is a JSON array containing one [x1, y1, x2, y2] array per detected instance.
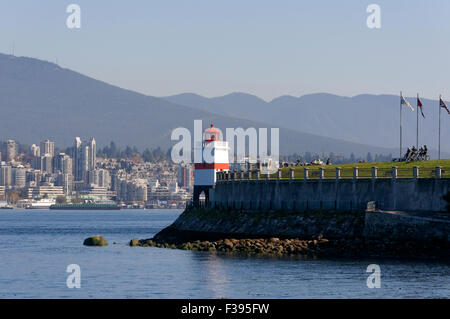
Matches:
[[56, 196, 67, 204], [71, 197, 83, 204], [109, 141, 118, 158], [6, 190, 20, 204]]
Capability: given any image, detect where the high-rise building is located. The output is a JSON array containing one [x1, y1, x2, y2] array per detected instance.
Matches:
[[56, 173, 73, 195], [0, 165, 12, 187], [54, 153, 72, 175], [26, 170, 42, 186], [81, 144, 90, 181], [12, 167, 26, 188], [30, 144, 40, 157], [88, 168, 110, 188], [73, 137, 83, 181], [98, 169, 110, 188], [40, 155, 53, 173], [3, 140, 16, 162], [88, 138, 96, 171], [73, 137, 96, 183], [40, 139, 54, 157], [177, 165, 194, 189]]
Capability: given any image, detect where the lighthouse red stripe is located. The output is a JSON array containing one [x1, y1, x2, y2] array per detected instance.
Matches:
[[195, 163, 229, 169]]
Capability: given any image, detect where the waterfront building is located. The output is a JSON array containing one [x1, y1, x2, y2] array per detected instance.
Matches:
[[116, 178, 147, 203], [135, 183, 147, 202], [26, 184, 64, 199], [79, 185, 111, 199], [0, 186, 5, 200], [55, 173, 73, 195]]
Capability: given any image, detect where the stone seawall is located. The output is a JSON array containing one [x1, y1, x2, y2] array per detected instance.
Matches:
[[135, 208, 450, 258], [211, 178, 450, 212], [364, 211, 450, 241], [166, 208, 365, 240]]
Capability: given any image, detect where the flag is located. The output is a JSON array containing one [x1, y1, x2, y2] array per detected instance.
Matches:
[[417, 97, 425, 118], [440, 98, 450, 115], [401, 94, 414, 111]]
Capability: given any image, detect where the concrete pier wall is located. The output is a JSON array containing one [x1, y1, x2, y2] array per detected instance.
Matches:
[[211, 178, 450, 212]]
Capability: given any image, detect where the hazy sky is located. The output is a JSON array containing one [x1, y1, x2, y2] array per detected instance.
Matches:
[[1, 0, 449, 101]]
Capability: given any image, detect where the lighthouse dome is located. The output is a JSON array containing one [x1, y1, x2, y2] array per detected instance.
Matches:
[[204, 124, 221, 142]]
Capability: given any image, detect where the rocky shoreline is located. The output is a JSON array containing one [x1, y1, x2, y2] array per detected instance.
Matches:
[[130, 227, 450, 259]]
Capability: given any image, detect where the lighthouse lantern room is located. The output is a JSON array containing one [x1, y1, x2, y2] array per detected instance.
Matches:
[[193, 124, 229, 204]]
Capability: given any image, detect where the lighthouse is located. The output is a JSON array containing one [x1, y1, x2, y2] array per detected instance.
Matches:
[[193, 124, 229, 204]]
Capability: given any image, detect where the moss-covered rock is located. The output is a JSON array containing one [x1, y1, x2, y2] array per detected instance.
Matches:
[[129, 239, 139, 247], [83, 235, 108, 246]]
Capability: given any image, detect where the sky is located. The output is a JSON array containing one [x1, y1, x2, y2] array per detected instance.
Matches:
[[0, 0, 449, 101]]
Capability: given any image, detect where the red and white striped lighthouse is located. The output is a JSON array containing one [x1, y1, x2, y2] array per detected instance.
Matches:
[[193, 124, 229, 204]]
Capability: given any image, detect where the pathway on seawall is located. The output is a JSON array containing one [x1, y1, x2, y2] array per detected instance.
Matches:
[[380, 210, 450, 222]]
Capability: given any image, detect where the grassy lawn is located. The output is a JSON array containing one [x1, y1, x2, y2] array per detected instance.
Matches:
[[273, 159, 450, 179]]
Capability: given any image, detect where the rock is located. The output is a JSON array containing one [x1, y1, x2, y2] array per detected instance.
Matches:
[[83, 235, 108, 246], [129, 239, 140, 246], [224, 239, 234, 248]]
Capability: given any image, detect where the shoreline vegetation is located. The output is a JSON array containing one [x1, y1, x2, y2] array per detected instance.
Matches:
[[130, 208, 450, 259]]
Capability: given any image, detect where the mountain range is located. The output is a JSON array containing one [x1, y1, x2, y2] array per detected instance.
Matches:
[[163, 92, 450, 154], [0, 52, 448, 158]]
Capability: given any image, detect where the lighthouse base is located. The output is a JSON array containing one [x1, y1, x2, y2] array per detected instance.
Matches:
[[193, 185, 213, 206]]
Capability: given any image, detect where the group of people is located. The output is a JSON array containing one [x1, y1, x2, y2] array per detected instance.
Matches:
[[290, 158, 331, 166], [403, 145, 429, 162]]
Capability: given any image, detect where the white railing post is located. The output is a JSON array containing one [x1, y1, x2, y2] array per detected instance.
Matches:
[[372, 167, 377, 180], [435, 166, 442, 179], [353, 167, 359, 180], [392, 166, 398, 180], [413, 166, 419, 179]]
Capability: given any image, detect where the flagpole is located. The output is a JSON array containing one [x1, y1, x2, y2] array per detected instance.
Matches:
[[400, 91, 403, 159], [439, 94, 442, 160], [416, 93, 419, 149]]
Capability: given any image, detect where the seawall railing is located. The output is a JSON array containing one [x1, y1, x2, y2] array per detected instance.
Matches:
[[216, 166, 450, 182]]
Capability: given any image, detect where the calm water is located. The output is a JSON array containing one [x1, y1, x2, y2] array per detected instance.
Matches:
[[0, 209, 448, 299]]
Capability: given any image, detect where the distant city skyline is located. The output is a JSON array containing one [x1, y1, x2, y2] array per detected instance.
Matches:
[[1, 1, 450, 101]]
